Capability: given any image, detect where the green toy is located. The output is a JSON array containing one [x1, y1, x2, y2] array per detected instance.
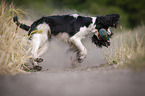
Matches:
[[99, 29, 109, 41]]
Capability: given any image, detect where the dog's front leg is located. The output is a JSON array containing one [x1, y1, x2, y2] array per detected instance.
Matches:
[[69, 37, 87, 63]]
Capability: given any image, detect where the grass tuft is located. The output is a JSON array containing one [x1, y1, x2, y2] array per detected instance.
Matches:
[[105, 25, 145, 71], [0, 1, 30, 75]]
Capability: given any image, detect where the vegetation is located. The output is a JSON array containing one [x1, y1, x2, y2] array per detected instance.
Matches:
[[105, 25, 145, 71], [0, 2, 30, 75]]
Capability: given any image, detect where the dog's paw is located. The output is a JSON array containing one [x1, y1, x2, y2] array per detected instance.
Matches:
[[34, 58, 43, 63], [33, 66, 42, 71], [77, 55, 86, 63], [78, 58, 84, 63], [77, 52, 86, 63]]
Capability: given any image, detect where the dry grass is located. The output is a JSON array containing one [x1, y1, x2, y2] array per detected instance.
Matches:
[[0, 2, 31, 75], [105, 25, 145, 71]]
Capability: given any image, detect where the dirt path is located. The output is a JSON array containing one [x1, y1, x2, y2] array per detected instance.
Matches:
[[40, 39, 107, 70], [0, 40, 145, 96], [1, 69, 145, 96]]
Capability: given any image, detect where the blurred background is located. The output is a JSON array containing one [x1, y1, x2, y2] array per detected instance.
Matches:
[[3, 0, 145, 28]]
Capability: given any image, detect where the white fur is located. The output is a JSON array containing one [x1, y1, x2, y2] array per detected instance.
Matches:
[[56, 33, 70, 43], [89, 17, 97, 33], [107, 28, 111, 35], [69, 21, 97, 62], [31, 23, 50, 63], [70, 14, 79, 19]]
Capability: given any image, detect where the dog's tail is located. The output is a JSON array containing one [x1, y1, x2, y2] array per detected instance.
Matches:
[[13, 16, 31, 31]]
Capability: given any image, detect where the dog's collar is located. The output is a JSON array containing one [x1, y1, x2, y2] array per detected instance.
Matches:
[[26, 28, 51, 40]]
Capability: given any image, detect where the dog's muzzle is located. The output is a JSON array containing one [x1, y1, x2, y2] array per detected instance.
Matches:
[[92, 28, 113, 48]]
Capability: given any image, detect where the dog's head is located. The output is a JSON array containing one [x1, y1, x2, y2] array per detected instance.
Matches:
[[92, 14, 120, 48], [95, 14, 120, 29]]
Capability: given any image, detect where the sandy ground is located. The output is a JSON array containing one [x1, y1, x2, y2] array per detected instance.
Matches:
[[0, 39, 145, 96]]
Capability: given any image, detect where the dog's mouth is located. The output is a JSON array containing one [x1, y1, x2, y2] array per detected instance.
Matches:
[[92, 34, 110, 48], [92, 29, 112, 48]]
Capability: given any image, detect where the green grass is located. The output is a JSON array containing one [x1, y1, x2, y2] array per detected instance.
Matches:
[[105, 25, 145, 71], [0, 2, 31, 75]]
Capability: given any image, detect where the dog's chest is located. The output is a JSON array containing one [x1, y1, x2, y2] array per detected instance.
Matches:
[[72, 20, 96, 40]]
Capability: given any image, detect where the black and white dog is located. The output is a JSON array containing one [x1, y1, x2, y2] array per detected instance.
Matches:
[[13, 14, 120, 70]]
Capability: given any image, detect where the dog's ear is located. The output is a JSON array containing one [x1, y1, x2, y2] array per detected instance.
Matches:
[[92, 34, 102, 48]]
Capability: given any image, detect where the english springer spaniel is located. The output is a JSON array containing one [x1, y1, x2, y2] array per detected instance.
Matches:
[[13, 14, 120, 70]]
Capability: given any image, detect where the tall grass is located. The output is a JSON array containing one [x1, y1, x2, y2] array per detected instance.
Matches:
[[0, 2, 30, 75], [105, 25, 145, 71]]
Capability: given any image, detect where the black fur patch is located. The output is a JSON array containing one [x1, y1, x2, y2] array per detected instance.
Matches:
[[28, 15, 92, 37], [13, 16, 30, 31], [95, 14, 120, 30]]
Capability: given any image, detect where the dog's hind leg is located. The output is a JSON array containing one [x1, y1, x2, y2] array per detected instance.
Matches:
[[30, 33, 49, 71], [31, 33, 43, 66], [31, 23, 50, 68], [37, 41, 49, 57], [31, 33, 48, 62]]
